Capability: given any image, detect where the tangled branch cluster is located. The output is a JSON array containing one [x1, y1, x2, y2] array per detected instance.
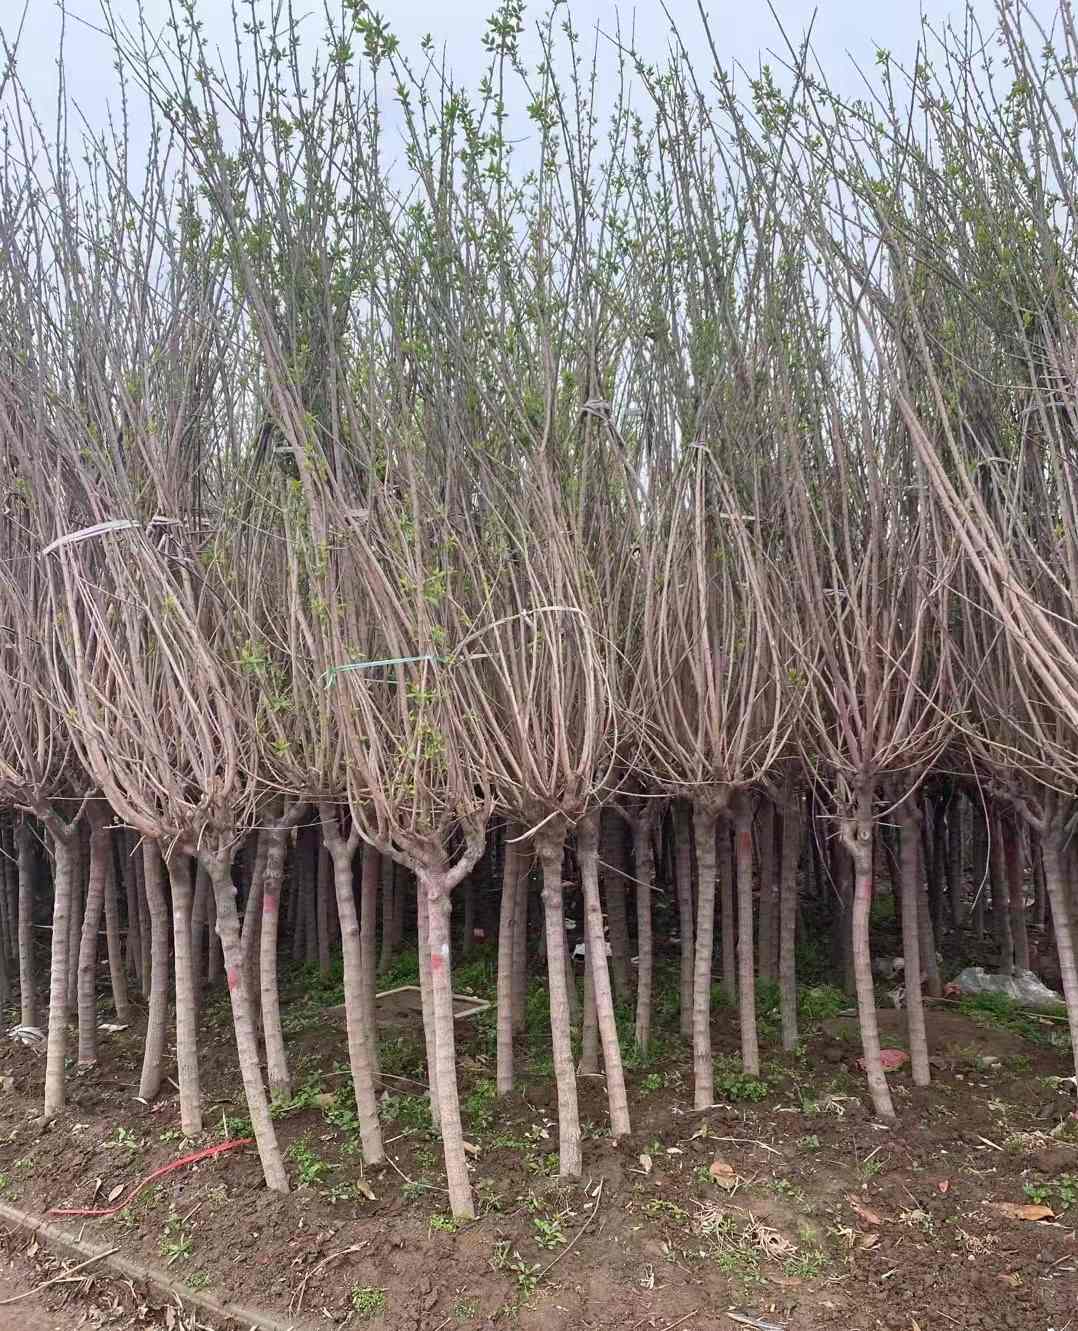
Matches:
[[0, 0, 1075, 1214]]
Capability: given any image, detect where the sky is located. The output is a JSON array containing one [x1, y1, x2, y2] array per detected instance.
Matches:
[[2, 0, 1066, 145]]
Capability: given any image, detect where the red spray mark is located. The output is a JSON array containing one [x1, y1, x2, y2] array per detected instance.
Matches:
[[431, 952, 444, 973], [264, 891, 278, 916], [226, 966, 240, 991], [48, 1139, 253, 1218]]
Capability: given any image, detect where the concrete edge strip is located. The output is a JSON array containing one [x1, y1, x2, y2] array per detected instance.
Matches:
[[0, 1197, 304, 1331]]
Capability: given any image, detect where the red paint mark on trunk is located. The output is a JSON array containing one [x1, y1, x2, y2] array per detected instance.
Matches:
[[431, 952, 444, 973], [738, 832, 752, 854], [226, 966, 239, 991], [264, 891, 278, 916]]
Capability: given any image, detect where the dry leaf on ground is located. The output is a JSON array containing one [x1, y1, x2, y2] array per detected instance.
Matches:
[[986, 1202, 1054, 1222], [847, 1195, 883, 1226], [709, 1157, 738, 1190]]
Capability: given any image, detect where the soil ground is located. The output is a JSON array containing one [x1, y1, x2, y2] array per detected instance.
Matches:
[[0, 1262, 68, 1331], [0, 943, 1075, 1331]]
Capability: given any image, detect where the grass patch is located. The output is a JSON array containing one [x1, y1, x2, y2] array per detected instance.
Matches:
[[958, 991, 1067, 1047], [798, 984, 847, 1024], [351, 1285, 386, 1319]]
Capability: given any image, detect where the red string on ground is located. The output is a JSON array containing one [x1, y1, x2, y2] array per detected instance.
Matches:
[[47, 1138, 254, 1218]]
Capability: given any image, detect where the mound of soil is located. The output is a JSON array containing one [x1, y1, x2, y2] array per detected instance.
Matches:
[[0, 982, 1072, 1331]]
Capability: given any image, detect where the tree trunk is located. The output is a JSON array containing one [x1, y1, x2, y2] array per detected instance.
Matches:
[[842, 792, 896, 1121], [16, 820, 36, 1029], [718, 814, 736, 1002], [0, 831, 13, 973], [189, 862, 210, 1009], [833, 842, 855, 994], [416, 882, 441, 1131], [204, 852, 288, 1193], [360, 844, 380, 1086], [691, 802, 718, 1109], [971, 800, 988, 938], [1040, 827, 1078, 1087], [916, 838, 942, 999], [577, 809, 630, 1136], [137, 837, 152, 1000], [778, 780, 802, 1052], [167, 853, 202, 1136], [990, 809, 1014, 973], [1003, 812, 1030, 973], [206, 883, 222, 986], [600, 811, 630, 1001], [104, 833, 130, 1023], [424, 877, 474, 1219], [303, 836, 318, 968], [674, 803, 695, 1039], [947, 792, 965, 929], [631, 814, 657, 1051], [319, 809, 384, 1165], [44, 828, 79, 1118], [67, 829, 84, 1017], [579, 944, 598, 1075], [378, 850, 396, 975], [512, 861, 529, 1037], [496, 826, 524, 1095], [76, 807, 110, 1068], [138, 840, 170, 1103], [1032, 834, 1048, 933], [756, 799, 777, 983], [120, 833, 141, 988], [241, 831, 269, 1006], [895, 799, 930, 1087], [317, 843, 333, 976], [732, 792, 760, 1076], [261, 824, 293, 1101], [536, 825, 581, 1178]]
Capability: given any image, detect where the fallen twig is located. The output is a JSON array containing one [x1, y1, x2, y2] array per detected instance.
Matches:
[[656, 1312, 698, 1331], [535, 1179, 604, 1285], [291, 1242, 368, 1315], [725, 1312, 785, 1331], [0, 1246, 119, 1303], [383, 1152, 449, 1194]]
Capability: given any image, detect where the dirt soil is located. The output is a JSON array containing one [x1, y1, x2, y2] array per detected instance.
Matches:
[[0, 967, 1074, 1331]]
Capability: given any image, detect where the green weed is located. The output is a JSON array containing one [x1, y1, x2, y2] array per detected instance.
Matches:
[[1025, 1173, 1078, 1213], [463, 1078, 497, 1131], [532, 1216, 566, 1249], [104, 1126, 141, 1154], [351, 1285, 386, 1319], [380, 1093, 433, 1132], [160, 1213, 193, 1265], [287, 1137, 332, 1187], [798, 985, 847, 1023]]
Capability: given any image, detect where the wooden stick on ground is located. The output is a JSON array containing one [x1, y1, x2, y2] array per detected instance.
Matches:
[[0, 1246, 119, 1304]]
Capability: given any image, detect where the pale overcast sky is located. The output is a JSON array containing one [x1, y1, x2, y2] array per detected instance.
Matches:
[[3, 1, 1065, 142]]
